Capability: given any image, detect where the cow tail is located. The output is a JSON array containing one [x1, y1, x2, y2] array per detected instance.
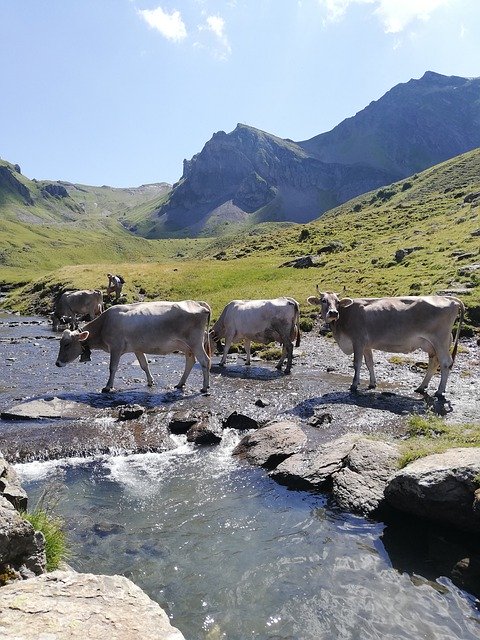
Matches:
[[204, 306, 212, 360], [292, 300, 301, 347], [450, 298, 465, 366]]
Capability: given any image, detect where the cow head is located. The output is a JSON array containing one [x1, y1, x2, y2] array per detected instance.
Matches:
[[208, 329, 223, 355], [55, 329, 90, 367], [307, 288, 353, 323]]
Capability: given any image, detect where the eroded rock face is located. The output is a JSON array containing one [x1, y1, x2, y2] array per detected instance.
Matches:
[[0, 458, 28, 511], [0, 570, 186, 640], [385, 448, 480, 532], [0, 496, 46, 581]]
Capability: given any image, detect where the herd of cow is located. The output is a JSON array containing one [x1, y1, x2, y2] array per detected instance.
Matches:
[[52, 286, 465, 399]]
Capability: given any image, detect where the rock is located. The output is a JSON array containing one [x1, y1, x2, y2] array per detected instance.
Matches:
[[308, 412, 333, 427], [385, 448, 480, 532], [223, 412, 260, 431], [233, 421, 306, 468], [168, 410, 201, 434], [41, 183, 69, 198], [117, 404, 145, 421], [1, 397, 96, 421], [464, 191, 480, 203], [186, 420, 222, 445], [332, 439, 400, 515], [271, 434, 360, 490], [0, 570, 186, 639], [279, 255, 315, 269], [394, 246, 422, 262], [0, 495, 46, 582], [254, 398, 270, 407], [0, 458, 28, 511]]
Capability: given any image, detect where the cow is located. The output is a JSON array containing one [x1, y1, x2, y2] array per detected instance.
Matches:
[[52, 289, 103, 331], [209, 297, 301, 374], [55, 300, 211, 393], [307, 288, 464, 397]]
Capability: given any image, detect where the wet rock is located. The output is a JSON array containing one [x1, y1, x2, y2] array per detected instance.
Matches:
[[308, 412, 333, 427], [223, 411, 260, 431], [0, 495, 46, 582], [232, 421, 306, 469], [92, 521, 126, 537], [1, 397, 97, 421], [168, 410, 200, 434], [254, 398, 270, 407], [186, 420, 222, 445], [117, 404, 145, 421], [385, 448, 480, 532], [0, 570, 186, 639]]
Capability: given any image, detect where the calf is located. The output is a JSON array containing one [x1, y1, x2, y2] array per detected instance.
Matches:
[[210, 297, 301, 374], [55, 300, 211, 393], [307, 288, 464, 397]]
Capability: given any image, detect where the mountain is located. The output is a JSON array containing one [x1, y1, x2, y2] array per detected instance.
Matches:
[[147, 71, 480, 237]]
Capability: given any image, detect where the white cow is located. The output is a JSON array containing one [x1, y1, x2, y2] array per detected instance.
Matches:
[[210, 297, 301, 374], [52, 289, 103, 331], [307, 288, 464, 397], [55, 300, 211, 393]]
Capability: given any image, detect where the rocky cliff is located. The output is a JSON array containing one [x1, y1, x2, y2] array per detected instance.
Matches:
[[150, 71, 480, 237]]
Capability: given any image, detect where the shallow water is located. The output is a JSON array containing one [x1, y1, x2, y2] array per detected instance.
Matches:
[[18, 438, 480, 640], [3, 314, 480, 639]]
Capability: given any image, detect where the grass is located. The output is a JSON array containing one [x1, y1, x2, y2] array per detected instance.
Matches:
[[398, 414, 480, 468], [22, 509, 68, 571], [1, 149, 479, 331]]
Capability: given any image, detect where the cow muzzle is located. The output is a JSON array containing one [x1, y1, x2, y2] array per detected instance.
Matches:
[[326, 310, 339, 322], [55, 360, 67, 368]]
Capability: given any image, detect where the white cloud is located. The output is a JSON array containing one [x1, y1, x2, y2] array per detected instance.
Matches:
[[199, 14, 232, 59], [138, 6, 187, 42], [320, 0, 452, 33]]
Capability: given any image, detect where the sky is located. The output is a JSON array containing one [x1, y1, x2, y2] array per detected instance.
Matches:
[[1, 0, 479, 188]]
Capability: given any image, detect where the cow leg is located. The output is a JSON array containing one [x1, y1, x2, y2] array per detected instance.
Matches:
[[278, 341, 293, 374], [244, 339, 252, 365], [219, 333, 234, 367], [435, 349, 453, 397], [102, 351, 122, 393], [350, 346, 364, 392], [415, 354, 438, 394], [175, 351, 196, 390], [364, 349, 376, 389], [135, 352, 154, 387], [192, 344, 211, 393]]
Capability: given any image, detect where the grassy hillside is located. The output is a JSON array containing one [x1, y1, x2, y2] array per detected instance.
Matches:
[[2, 149, 479, 329]]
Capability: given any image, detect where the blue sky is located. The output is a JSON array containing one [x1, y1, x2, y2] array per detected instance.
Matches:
[[1, 0, 479, 187]]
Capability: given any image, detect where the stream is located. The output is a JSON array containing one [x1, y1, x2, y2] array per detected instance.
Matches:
[[1, 314, 480, 639]]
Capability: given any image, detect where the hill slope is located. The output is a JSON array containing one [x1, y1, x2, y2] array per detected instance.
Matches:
[[7, 148, 479, 329], [148, 71, 480, 237]]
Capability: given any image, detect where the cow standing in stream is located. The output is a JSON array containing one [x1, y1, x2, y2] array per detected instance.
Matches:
[[209, 297, 301, 374], [307, 289, 464, 397], [55, 300, 211, 393]]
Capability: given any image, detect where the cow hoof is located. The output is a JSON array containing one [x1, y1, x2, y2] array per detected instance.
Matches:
[[101, 387, 114, 393], [201, 388, 210, 395], [174, 384, 185, 390], [349, 386, 358, 394], [434, 392, 447, 401], [218, 362, 226, 368], [284, 369, 291, 375], [414, 386, 426, 394], [368, 384, 376, 390]]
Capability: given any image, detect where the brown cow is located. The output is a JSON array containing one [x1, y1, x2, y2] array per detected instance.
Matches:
[[209, 297, 301, 374], [52, 289, 103, 331], [307, 289, 464, 397], [55, 300, 211, 393]]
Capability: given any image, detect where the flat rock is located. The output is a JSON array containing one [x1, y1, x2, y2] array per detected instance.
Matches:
[[0, 570, 186, 639], [232, 420, 306, 468], [1, 397, 96, 421]]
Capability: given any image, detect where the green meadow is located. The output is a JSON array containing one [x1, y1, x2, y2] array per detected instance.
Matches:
[[1, 149, 479, 327]]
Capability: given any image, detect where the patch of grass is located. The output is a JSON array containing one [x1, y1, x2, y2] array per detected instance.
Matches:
[[254, 344, 283, 361], [398, 414, 480, 468], [22, 508, 68, 571]]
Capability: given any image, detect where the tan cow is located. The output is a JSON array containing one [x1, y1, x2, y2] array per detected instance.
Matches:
[[52, 289, 103, 331], [209, 297, 301, 374], [55, 300, 211, 393], [307, 289, 464, 397]]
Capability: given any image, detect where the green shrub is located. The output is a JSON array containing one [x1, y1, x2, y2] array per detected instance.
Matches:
[[22, 506, 69, 572]]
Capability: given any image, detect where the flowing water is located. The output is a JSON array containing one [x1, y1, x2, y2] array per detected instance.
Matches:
[[3, 314, 480, 639]]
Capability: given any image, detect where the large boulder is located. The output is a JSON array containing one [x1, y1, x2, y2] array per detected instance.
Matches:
[[0, 570, 186, 639], [232, 420, 306, 468], [385, 448, 480, 532], [0, 457, 28, 511]]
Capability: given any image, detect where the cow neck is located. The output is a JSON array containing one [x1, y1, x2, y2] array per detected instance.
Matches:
[[80, 339, 92, 362]]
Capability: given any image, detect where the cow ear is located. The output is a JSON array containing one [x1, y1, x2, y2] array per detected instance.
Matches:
[[307, 296, 321, 306], [78, 331, 90, 342], [339, 298, 353, 308]]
